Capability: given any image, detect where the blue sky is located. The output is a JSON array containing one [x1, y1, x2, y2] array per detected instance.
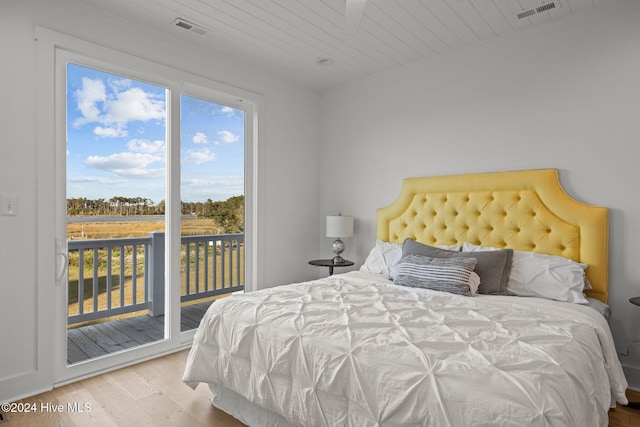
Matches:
[[66, 63, 244, 205]]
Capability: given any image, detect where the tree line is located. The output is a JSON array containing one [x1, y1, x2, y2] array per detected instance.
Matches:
[[67, 196, 162, 216], [67, 195, 244, 233]]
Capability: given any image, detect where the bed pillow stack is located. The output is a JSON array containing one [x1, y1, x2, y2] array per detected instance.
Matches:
[[395, 238, 513, 295], [362, 239, 595, 306]]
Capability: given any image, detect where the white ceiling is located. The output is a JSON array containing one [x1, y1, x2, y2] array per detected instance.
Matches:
[[78, 0, 620, 90]]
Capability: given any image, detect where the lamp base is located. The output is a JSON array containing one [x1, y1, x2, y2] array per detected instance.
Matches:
[[332, 255, 346, 264], [331, 239, 346, 264]]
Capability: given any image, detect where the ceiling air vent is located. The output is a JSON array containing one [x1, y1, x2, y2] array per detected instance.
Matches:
[[516, 1, 558, 20], [516, 9, 536, 19], [536, 2, 556, 13], [172, 18, 207, 35]]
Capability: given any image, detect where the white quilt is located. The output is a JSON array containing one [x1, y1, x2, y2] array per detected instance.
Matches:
[[183, 271, 628, 427]]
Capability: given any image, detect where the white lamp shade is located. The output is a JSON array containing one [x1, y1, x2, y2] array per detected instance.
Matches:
[[326, 215, 354, 238]]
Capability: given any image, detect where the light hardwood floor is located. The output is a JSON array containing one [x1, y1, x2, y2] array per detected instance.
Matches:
[[610, 390, 640, 427], [3, 349, 640, 426], [3, 350, 245, 427]]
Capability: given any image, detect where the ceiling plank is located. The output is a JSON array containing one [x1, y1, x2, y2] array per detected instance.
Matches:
[[421, 0, 481, 46], [444, 0, 497, 41], [400, 0, 466, 50]]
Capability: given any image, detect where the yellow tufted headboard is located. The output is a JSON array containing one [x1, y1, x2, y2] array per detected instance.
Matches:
[[377, 169, 608, 303]]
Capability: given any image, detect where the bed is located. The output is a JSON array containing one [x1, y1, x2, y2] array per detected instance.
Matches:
[[183, 169, 628, 427]]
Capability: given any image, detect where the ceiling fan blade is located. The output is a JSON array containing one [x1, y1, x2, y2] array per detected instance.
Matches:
[[345, 0, 367, 33]]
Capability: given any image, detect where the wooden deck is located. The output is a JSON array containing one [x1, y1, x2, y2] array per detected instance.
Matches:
[[67, 301, 211, 364]]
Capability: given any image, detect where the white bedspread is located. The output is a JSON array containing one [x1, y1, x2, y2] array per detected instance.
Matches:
[[183, 271, 628, 427]]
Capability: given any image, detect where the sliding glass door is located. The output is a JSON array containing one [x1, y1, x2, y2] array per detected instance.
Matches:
[[49, 39, 256, 384]]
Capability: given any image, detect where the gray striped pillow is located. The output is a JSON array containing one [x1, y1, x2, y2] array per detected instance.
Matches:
[[394, 254, 477, 296]]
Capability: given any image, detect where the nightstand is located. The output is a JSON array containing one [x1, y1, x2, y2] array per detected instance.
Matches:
[[309, 259, 354, 276], [627, 297, 640, 409]]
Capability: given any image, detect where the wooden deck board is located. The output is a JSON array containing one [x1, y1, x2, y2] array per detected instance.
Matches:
[[108, 317, 157, 345], [69, 328, 112, 359], [120, 315, 164, 341], [181, 302, 211, 330], [97, 321, 142, 348], [67, 301, 213, 364], [67, 338, 90, 365], [82, 324, 129, 354], [181, 307, 206, 330]]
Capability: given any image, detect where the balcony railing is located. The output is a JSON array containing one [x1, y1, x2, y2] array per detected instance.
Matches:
[[67, 232, 244, 325]]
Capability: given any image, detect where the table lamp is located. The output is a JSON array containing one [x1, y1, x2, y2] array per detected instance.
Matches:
[[326, 214, 354, 263]]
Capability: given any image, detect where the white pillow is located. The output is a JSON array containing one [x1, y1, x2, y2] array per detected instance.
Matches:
[[462, 242, 589, 304], [361, 240, 461, 277], [360, 240, 402, 276]]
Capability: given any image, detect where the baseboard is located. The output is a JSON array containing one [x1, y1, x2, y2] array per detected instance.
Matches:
[[622, 364, 640, 392], [1, 385, 53, 407]]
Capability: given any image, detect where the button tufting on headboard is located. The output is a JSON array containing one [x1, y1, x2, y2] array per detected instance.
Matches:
[[377, 170, 609, 303]]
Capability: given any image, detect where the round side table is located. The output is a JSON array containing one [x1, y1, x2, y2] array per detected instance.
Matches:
[[309, 259, 354, 275]]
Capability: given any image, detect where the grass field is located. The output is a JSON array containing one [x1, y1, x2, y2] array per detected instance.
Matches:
[[67, 217, 223, 239], [66, 217, 243, 328]]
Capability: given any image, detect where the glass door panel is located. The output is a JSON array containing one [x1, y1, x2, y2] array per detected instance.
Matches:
[[65, 63, 167, 364], [179, 95, 245, 331]]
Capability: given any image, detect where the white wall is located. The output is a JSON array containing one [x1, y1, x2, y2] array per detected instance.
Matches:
[[319, 1, 640, 387], [0, 0, 320, 397]]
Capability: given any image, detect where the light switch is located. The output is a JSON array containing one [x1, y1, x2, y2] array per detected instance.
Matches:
[[1, 196, 18, 216]]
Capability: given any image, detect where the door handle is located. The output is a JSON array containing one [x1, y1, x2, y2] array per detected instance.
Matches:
[[56, 238, 68, 284]]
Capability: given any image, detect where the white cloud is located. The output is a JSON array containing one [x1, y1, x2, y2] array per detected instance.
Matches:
[[181, 178, 209, 186], [115, 168, 165, 179], [183, 147, 216, 164], [75, 77, 106, 123], [216, 130, 239, 144], [181, 175, 244, 201], [67, 175, 128, 185], [193, 132, 209, 144], [86, 152, 161, 169], [73, 77, 165, 132], [221, 106, 236, 116], [94, 125, 128, 138], [128, 139, 165, 154], [104, 87, 165, 124], [110, 78, 132, 91], [182, 176, 243, 187], [85, 152, 164, 178]]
